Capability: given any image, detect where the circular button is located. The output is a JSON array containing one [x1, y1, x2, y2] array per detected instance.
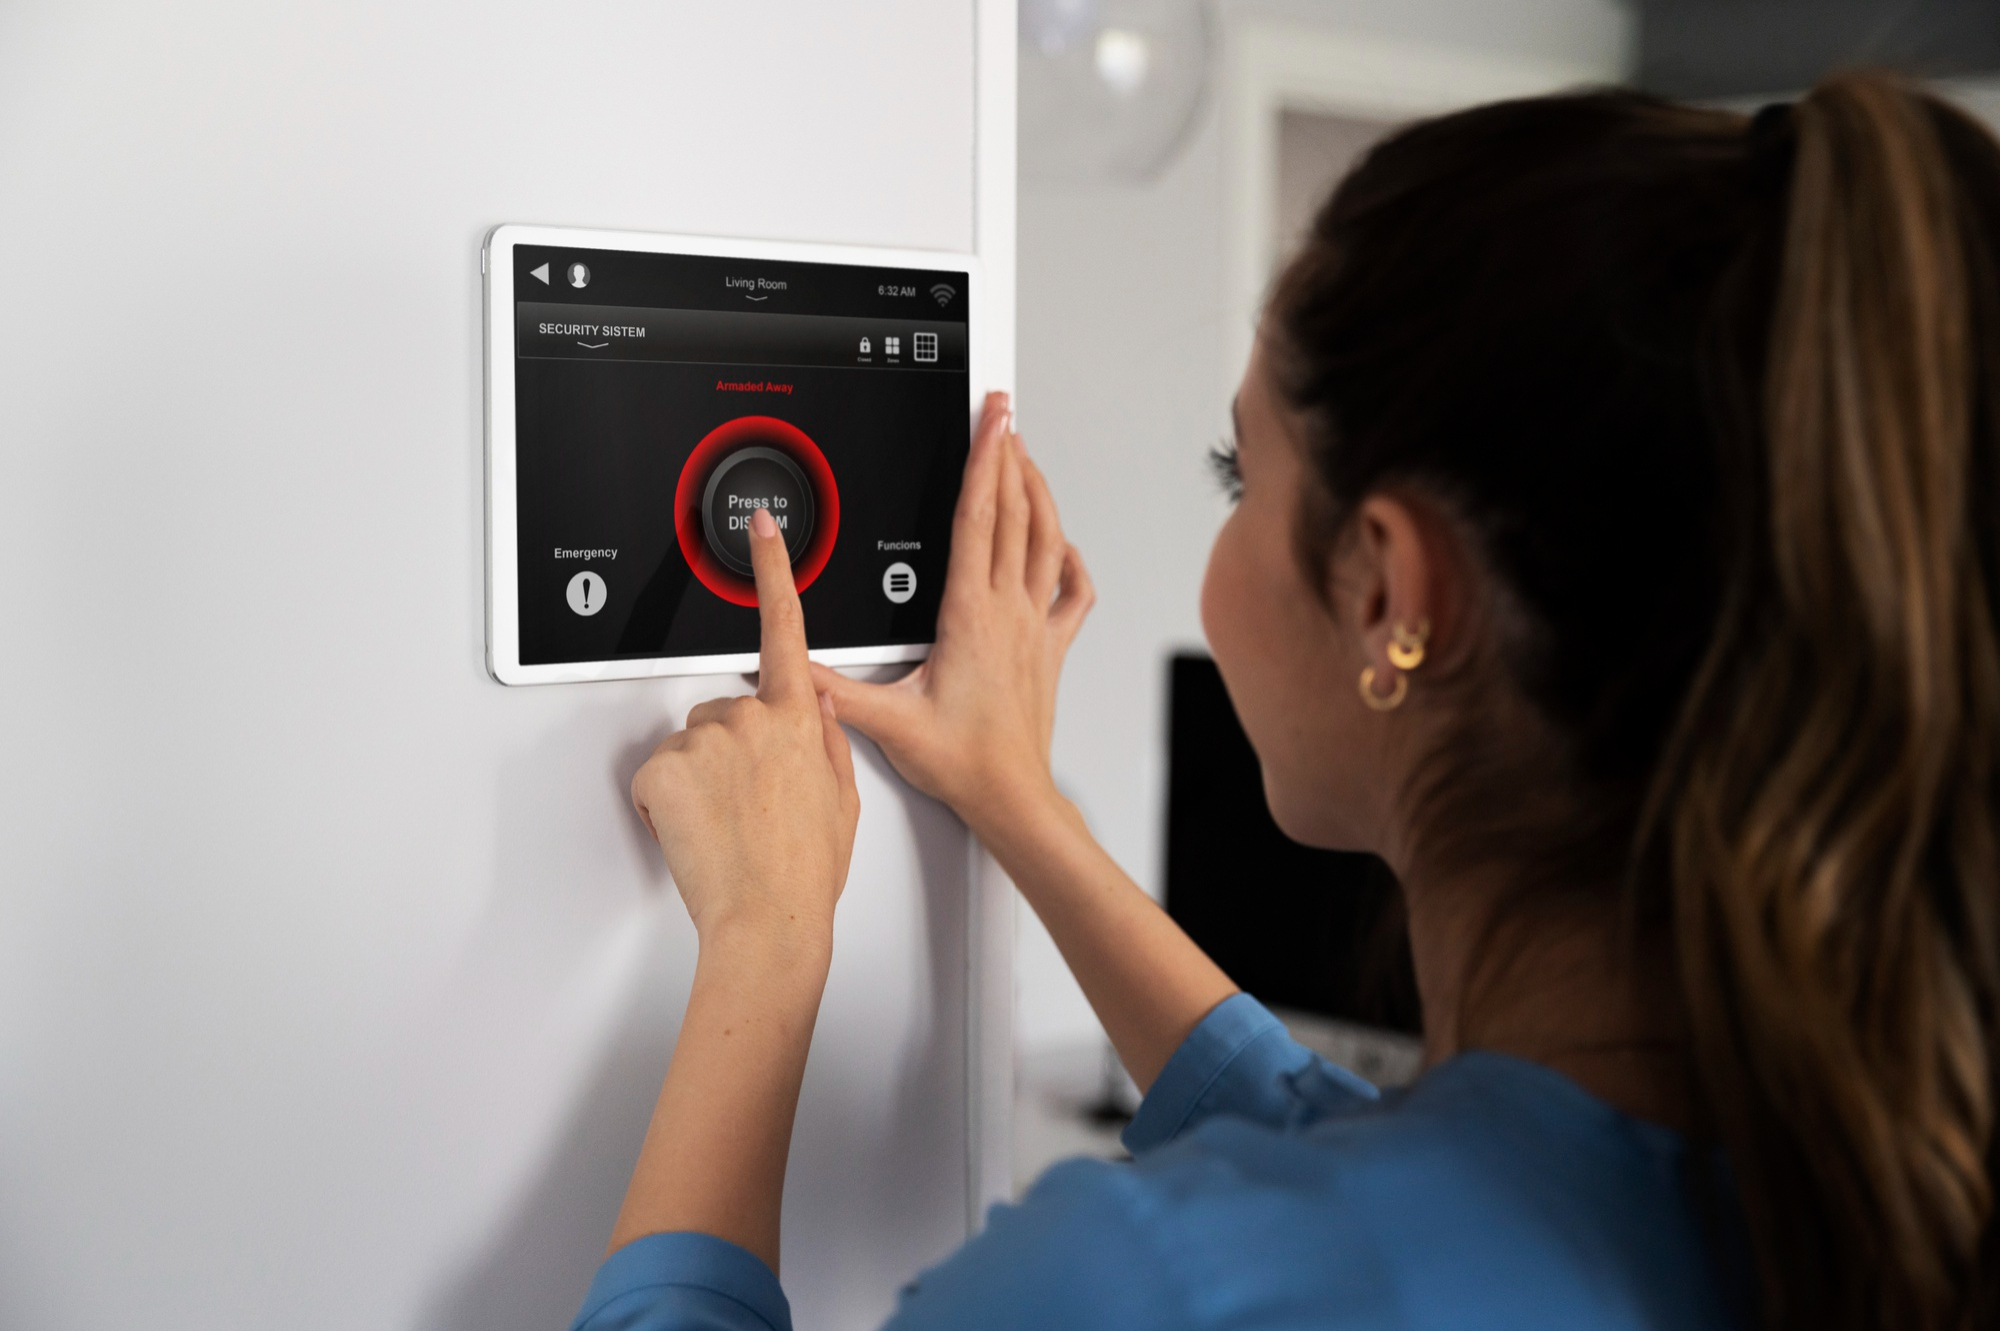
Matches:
[[882, 562, 917, 604], [674, 416, 840, 607], [701, 446, 815, 576], [566, 570, 607, 616]]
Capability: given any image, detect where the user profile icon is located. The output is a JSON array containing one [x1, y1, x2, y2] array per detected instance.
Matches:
[[567, 262, 590, 289]]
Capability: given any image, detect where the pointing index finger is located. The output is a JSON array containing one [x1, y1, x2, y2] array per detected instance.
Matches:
[[749, 507, 812, 705], [949, 393, 1011, 580]]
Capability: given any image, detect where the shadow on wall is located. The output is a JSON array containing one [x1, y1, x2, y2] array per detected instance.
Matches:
[[412, 684, 969, 1331], [775, 734, 969, 1331], [417, 942, 683, 1331], [413, 701, 694, 1331]]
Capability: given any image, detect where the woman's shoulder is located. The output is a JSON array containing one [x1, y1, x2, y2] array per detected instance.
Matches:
[[888, 1049, 1745, 1331]]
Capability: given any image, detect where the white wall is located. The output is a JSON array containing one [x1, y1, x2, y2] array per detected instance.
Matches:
[[0, 4, 1000, 1330], [1017, 0, 1632, 1050]]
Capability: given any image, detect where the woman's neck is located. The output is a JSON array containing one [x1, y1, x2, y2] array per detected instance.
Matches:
[[1402, 871, 1691, 1131]]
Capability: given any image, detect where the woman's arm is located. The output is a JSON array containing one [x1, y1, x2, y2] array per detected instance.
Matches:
[[614, 506, 860, 1271], [602, 918, 830, 1266], [964, 785, 1238, 1091], [814, 395, 1236, 1091]]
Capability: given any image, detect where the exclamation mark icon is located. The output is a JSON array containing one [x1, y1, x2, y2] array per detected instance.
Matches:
[[567, 571, 607, 617]]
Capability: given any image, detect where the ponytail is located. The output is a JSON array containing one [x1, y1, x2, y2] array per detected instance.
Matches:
[[1269, 71, 2000, 1330], [1658, 73, 2000, 1330]]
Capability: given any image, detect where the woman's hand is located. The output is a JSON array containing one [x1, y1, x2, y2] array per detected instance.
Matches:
[[816, 393, 1233, 1092], [811, 393, 1093, 845], [612, 510, 860, 1268], [631, 506, 861, 947]]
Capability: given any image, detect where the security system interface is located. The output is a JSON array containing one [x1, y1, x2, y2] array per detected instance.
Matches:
[[510, 244, 970, 666]]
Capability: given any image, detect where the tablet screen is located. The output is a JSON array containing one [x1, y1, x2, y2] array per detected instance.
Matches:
[[509, 244, 970, 667]]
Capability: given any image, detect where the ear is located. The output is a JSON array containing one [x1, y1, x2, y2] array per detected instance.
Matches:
[[1338, 492, 1461, 675]]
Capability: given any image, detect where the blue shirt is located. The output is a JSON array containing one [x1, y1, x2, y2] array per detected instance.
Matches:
[[573, 994, 1747, 1331]]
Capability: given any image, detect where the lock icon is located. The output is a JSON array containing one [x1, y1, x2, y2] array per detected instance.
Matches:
[[858, 336, 871, 354]]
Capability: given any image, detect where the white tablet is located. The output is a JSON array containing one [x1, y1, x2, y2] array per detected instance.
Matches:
[[483, 224, 981, 685]]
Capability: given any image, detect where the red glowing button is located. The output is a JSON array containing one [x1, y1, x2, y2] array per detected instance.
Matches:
[[674, 416, 839, 606]]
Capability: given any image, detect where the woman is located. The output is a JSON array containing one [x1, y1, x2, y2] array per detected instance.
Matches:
[[579, 72, 2000, 1331]]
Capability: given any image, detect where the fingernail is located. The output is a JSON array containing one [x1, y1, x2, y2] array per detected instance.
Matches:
[[819, 691, 837, 719], [751, 507, 777, 538]]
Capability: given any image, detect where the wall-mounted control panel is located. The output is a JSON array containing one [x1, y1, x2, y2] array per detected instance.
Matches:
[[483, 224, 979, 684]]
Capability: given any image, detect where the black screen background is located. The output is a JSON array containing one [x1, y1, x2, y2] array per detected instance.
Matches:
[[511, 244, 970, 666]]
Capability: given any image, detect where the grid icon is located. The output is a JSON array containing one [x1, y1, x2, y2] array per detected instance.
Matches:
[[884, 335, 901, 356], [913, 331, 938, 364]]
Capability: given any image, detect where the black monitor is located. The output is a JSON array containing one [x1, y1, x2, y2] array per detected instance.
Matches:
[[1163, 653, 1422, 1036]]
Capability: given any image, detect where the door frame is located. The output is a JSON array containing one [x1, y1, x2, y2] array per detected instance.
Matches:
[[968, 0, 1018, 1233], [1221, 23, 1623, 390]]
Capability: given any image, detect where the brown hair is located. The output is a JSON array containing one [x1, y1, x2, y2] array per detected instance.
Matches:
[[1268, 73, 2000, 1330]]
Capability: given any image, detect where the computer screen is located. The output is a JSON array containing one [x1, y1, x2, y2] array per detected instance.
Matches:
[[1164, 653, 1422, 1035]]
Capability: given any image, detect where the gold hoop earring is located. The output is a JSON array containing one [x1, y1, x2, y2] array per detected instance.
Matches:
[[1387, 619, 1431, 671], [1359, 665, 1407, 711]]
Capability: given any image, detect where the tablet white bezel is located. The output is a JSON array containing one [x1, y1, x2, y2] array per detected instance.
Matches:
[[483, 224, 983, 686]]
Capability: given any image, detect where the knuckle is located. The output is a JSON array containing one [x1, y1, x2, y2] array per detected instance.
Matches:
[[632, 756, 672, 801]]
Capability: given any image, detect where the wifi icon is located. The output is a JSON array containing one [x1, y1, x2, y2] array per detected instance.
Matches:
[[929, 283, 956, 306]]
